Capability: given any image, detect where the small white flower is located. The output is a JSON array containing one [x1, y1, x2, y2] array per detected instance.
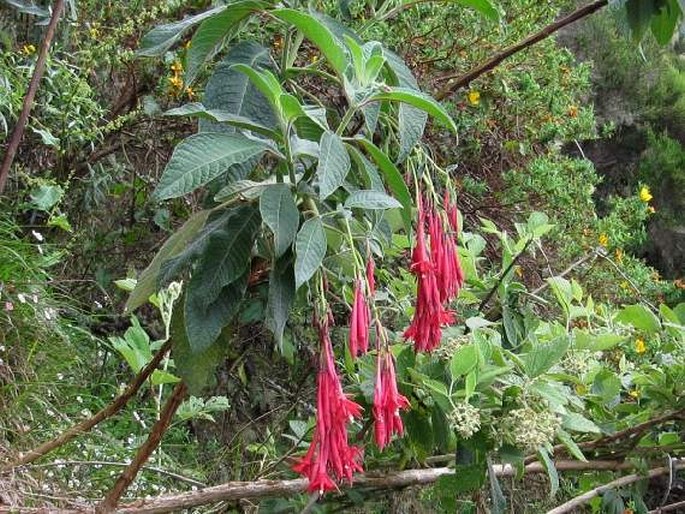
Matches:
[[17, 293, 26, 303], [31, 230, 44, 242]]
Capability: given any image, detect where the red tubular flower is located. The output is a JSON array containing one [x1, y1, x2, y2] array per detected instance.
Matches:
[[404, 198, 452, 352], [349, 278, 370, 357], [373, 351, 410, 450], [293, 314, 364, 494]]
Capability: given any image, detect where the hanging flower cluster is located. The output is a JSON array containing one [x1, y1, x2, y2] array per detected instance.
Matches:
[[292, 311, 364, 494], [404, 192, 465, 352], [294, 192, 464, 493]]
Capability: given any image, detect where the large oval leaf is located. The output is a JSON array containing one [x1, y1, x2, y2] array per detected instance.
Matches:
[[271, 9, 349, 76], [138, 6, 226, 57], [317, 131, 351, 199], [153, 133, 270, 200], [344, 190, 401, 210], [260, 184, 300, 258], [294, 217, 326, 289], [184, 0, 268, 84], [369, 87, 457, 134]]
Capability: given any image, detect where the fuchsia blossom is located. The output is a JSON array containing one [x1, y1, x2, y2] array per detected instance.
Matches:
[[293, 313, 364, 494], [404, 193, 465, 352], [349, 278, 370, 357], [373, 350, 410, 449]]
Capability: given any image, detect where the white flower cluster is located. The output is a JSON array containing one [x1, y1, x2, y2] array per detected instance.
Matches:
[[434, 335, 469, 360], [447, 401, 481, 439], [501, 407, 560, 453]]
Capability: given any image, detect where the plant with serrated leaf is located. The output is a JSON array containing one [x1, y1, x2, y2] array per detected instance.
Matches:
[[126, 0, 462, 492]]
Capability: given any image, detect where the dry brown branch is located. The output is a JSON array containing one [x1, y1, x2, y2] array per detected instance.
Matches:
[[546, 460, 685, 514], [649, 500, 685, 513], [0, 0, 65, 194], [97, 382, 188, 512], [2, 340, 172, 472], [114, 460, 635, 513], [434, 1, 608, 100]]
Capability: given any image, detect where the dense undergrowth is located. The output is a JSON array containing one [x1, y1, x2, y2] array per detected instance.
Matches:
[[1, 1, 684, 513]]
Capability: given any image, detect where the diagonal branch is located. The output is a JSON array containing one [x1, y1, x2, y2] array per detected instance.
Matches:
[[97, 381, 188, 513], [0, 0, 66, 194], [2, 340, 172, 472], [434, 0, 608, 100], [546, 460, 685, 514]]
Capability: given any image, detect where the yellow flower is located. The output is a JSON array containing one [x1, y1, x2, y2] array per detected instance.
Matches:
[[639, 186, 652, 203], [628, 389, 640, 399], [635, 338, 646, 354], [620, 280, 630, 291], [567, 105, 578, 118], [467, 90, 481, 106], [185, 86, 196, 100], [170, 61, 183, 74], [168, 75, 183, 89], [310, 54, 319, 64], [89, 27, 100, 39], [183, 40, 192, 50], [514, 266, 523, 278], [21, 44, 36, 55], [598, 233, 609, 247], [615, 248, 623, 264], [647, 206, 656, 214], [575, 384, 587, 395]]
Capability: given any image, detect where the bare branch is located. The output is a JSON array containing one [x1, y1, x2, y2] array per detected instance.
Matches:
[[97, 382, 188, 512], [3, 340, 172, 471], [434, 1, 608, 100], [0, 0, 66, 194], [547, 460, 685, 514]]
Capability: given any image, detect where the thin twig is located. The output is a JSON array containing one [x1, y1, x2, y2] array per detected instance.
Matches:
[[97, 381, 188, 512], [546, 460, 685, 514], [2, 340, 172, 472], [477, 237, 533, 313], [23, 459, 205, 488], [434, 1, 608, 100], [649, 500, 685, 513], [0, 0, 66, 193]]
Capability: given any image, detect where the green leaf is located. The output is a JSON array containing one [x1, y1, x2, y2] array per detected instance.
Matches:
[[523, 336, 569, 378], [30, 184, 63, 211], [294, 217, 326, 289], [201, 42, 277, 133], [369, 87, 457, 133], [453, 0, 500, 20], [185, 273, 248, 353], [557, 429, 587, 462], [151, 369, 181, 386], [184, 0, 267, 84], [109, 317, 151, 373], [260, 184, 300, 257], [214, 179, 270, 202], [138, 6, 226, 57], [153, 133, 270, 200], [344, 190, 401, 210], [165, 103, 281, 141], [230, 64, 282, 110], [266, 253, 295, 349], [625, 0, 657, 42], [187, 205, 260, 309], [271, 9, 349, 76], [317, 131, 351, 199], [171, 299, 228, 394], [126, 210, 210, 312], [355, 138, 413, 235], [347, 145, 385, 191], [562, 413, 601, 434], [574, 331, 626, 352], [615, 304, 661, 333], [398, 104, 428, 162], [450, 344, 479, 379], [157, 208, 238, 287], [537, 447, 559, 497], [487, 460, 507, 514]]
